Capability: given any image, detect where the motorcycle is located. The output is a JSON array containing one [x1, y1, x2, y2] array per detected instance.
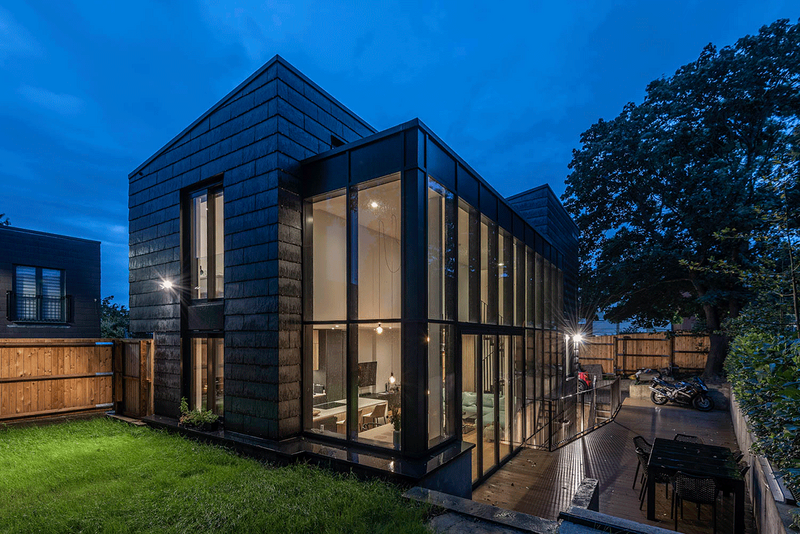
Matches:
[[648, 372, 715, 411]]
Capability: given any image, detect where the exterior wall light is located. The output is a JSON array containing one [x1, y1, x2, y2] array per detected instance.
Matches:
[[160, 280, 173, 290]]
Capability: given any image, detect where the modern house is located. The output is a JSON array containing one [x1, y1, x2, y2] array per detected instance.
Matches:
[[0, 226, 101, 338], [129, 55, 576, 495]]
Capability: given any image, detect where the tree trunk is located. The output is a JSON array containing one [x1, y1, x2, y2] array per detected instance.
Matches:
[[703, 304, 727, 378]]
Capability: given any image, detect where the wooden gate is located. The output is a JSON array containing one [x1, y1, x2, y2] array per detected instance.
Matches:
[[116, 339, 153, 418]]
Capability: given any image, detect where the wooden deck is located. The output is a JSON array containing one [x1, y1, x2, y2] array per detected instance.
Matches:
[[473, 397, 755, 533]]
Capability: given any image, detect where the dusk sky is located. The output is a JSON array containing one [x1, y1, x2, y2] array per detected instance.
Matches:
[[1, 1, 795, 306]]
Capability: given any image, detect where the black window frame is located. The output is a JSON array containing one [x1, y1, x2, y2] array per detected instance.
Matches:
[[187, 182, 224, 302]]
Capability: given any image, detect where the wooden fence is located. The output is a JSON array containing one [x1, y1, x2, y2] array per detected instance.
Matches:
[[578, 333, 709, 375], [0, 338, 152, 421]]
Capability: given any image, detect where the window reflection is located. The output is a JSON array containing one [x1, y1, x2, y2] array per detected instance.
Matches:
[[427, 178, 455, 321]]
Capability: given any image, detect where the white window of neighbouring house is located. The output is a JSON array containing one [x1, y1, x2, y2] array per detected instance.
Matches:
[[13, 265, 66, 322]]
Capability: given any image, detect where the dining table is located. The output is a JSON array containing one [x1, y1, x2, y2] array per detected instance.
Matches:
[[646, 437, 745, 534]]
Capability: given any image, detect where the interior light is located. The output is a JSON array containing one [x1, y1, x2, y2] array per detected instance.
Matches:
[[376, 323, 383, 334], [370, 201, 379, 209], [426, 336, 430, 342], [498, 263, 504, 267], [389, 372, 396, 385]]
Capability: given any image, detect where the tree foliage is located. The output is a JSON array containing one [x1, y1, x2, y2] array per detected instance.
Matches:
[[100, 296, 134, 339], [0, 213, 9, 226], [563, 19, 800, 376]]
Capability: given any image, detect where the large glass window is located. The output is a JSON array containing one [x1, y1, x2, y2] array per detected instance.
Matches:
[[356, 174, 401, 320], [309, 324, 347, 437], [190, 187, 224, 300], [13, 266, 66, 322], [499, 334, 512, 461], [512, 334, 524, 448], [458, 201, 480, 323], [525, 330, 536, 443], [355, 322, 401, 449], [481, 217, 497, 324], [515, 239, 525, 327], [461, 334, 479, 482], [526, 247, 535, 328], [428, 178, 455, 321], [498, 229, 512, 326], [535, 253, 544, 329], [309, 191, 347, 321], [190, 337, 224, 415], [428, 324, 455, 447], [481, 335, 496, 474]]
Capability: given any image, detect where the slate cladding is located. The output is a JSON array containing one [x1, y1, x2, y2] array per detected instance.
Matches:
[[507, 185, 579, 320], [0, 226, 101, 338], [128, 56, 375, 438]]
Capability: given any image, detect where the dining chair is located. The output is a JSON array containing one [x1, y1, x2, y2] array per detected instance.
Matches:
[[635, 447, 671, 509], [632, 436, 652, 490], [674, 433, 704, 444], [672, 471, 718, 534], [362, 403, 388, 429]]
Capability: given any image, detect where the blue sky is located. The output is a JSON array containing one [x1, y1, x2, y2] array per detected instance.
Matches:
[[1, 1, 795, 306]]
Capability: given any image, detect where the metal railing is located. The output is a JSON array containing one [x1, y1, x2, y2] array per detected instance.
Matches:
[[543, 376, 622, 451], [5, 292, 72, 323]]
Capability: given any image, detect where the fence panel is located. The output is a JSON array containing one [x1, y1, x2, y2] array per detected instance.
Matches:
[[579, 333, 709, 375], [0, 339, 114, 420]]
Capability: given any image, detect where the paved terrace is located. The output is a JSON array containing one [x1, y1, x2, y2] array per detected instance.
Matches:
[[473, 392, 755, 534]]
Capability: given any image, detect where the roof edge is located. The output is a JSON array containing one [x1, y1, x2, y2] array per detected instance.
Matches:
[[507, 183, 579, 232], [129, 55, 377, 179], [0, 225, 102, 245]]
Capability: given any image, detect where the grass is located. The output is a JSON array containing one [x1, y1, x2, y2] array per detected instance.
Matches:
[[0, 417, 430, 533]]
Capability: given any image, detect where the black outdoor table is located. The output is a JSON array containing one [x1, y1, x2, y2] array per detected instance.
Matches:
[[646, 438, 744, 534]]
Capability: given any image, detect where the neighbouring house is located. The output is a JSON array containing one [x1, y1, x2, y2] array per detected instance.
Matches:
[[0, 226, 101, 338], [128, 55, 576, 495]]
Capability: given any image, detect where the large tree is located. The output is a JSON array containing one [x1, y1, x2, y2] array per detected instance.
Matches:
[[563, 19, 800, 377]]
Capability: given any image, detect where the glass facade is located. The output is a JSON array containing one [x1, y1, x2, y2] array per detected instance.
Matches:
[[302, 127, 569, 483], [190, 337, 224, 415]]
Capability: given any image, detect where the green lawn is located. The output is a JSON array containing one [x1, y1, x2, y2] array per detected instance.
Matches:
[[0, 417, 429, 533]]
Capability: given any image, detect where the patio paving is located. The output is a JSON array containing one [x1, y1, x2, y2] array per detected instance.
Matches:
[[473, 394, 755, 533]]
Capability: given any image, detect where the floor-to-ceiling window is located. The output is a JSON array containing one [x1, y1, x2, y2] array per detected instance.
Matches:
[[190, 337, 224, 415], [458, 201, 480, 323]]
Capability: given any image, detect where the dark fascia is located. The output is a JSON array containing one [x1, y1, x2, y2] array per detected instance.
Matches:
[[301, 118, 567, 259], [128, 54, 378, 179], [0, 225, 101, 246], [506, 183, 579, 233]]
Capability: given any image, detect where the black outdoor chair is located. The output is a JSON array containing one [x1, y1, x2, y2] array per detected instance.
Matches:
[[631, 436, 652, 490], [635, 447, 671, 509], [674, 433, 704, 444], [672, 471, 718, 534]]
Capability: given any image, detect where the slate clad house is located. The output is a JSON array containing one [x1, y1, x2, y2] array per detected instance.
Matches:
[[1, 226, 101, 338], [129, 56, 576, 493]]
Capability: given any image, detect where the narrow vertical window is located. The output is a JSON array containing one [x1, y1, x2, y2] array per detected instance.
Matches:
[[498, 229, 512, 326], [190, 337, 224, 415], [457, 201, 479, 323], [190, 186, 224, 300], [526, 247, 535, 328], [309, 190, 347, 321], [428, 324, 454, 447], [427, 178, 455, 321]]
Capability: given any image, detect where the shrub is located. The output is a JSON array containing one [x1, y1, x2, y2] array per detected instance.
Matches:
[[179, 397, 219, 429], [726, 332, 800, 526]]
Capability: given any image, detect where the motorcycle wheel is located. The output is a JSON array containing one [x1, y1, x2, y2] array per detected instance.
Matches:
[[693, 395, 715, 412], [578, 380, 588, 392], [650, 391, 669, 405]]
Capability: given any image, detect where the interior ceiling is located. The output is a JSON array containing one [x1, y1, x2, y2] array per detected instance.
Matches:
[[312, 179, 402, 241]]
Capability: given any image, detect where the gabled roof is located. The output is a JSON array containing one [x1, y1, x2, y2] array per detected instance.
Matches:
[[129, 55, 376, 179]]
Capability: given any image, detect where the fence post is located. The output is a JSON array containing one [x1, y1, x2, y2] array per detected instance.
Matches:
[[613, 336, 619, 375], [669, 335, 675, 371], [113, 340, 123, 414]]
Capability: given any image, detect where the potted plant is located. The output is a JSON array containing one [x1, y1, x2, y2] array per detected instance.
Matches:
[[391, 411, 401, 449], [179, 397, 220, 432]]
